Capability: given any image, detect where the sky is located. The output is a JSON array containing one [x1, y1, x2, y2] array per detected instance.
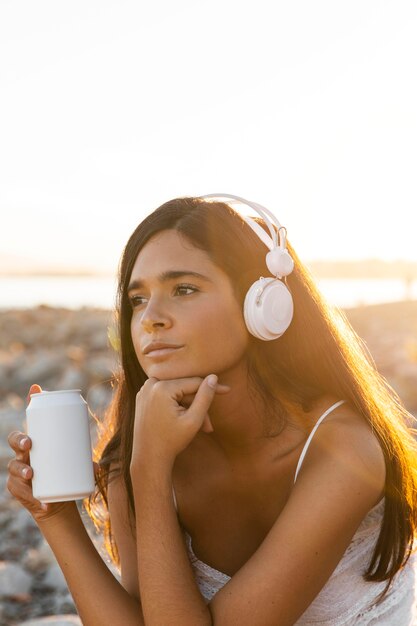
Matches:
[[1, 0, 416, 276]]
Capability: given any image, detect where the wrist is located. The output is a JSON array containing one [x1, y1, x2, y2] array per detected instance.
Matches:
[[130, 451, 174, 476], [130, 456, 174, 487], [35, 500, 80, 528]]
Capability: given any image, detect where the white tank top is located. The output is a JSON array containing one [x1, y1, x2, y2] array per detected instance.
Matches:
[[172, 400, 417, 624]]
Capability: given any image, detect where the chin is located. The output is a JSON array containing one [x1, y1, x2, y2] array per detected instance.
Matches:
[[145, 364, 212, 381]]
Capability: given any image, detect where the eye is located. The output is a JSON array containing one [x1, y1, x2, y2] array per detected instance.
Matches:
[[129, 294, 146, 308], [174, 284, 199, 297], [129, 284, 199, 309]]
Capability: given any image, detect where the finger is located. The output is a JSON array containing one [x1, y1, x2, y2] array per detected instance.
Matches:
[[213, 384, 232, 394], [26, 384, 42, 406], [7, 431, 31, 453], [7, 471, 47, 514], [200, 413, 214, 433], [184, 375, 219, 426], [7, 432, 31, 465], [7, 459, 32, 480], [163, 377, 209, 401], [160, 377, 231, 402], [181, 384, 230, 406]]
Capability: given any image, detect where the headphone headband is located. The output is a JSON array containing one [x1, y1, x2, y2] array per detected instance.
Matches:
[[198, 193, 287, 250]]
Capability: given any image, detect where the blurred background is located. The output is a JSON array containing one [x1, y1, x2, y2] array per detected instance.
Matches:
[[1, 1, 417, 624]]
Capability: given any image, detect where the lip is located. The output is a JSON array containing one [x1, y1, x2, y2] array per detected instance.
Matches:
[[145, 346, 184, 359], [143, 342, 183, 355]]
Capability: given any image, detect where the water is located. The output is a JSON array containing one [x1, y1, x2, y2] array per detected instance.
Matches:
[[0, 275, 416, 310], [0, 276, 119, 310]]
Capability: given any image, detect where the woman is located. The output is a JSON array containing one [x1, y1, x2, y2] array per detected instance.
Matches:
[[7, 194, 417, 625]]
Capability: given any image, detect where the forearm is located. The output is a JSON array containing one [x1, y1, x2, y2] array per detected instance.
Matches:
[[132, 461, 212, 626], [37, 502, 144, 626]]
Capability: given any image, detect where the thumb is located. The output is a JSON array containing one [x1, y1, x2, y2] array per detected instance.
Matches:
[[185, 375, 218, 427], [26, 384, 42, 405]]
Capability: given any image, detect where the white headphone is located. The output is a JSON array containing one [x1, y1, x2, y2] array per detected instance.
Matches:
[[198, 193, 295, 341]]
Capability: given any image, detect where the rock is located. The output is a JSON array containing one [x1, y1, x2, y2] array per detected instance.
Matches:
[[0, 508, 14, 530], [55, 366, 87, 391], [65, 346, 85, 364], [41, 564, 69, 593], [22, 540, 57, 573], [89, 330, 109, 351], [86, 384, 113, 416], [0, 406, 26, 470], [8, 508, 38, 535], [0, 472, 11, 507], [84, 356, 114, 381], [14, 352, 65, 392], [0, 561, 32, 598], [51, 591, 77, 615], [0, 406, 24, 438], [0, 437, 15, 472]]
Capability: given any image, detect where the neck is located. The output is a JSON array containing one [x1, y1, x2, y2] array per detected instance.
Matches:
[[202, 361, 305, 465]]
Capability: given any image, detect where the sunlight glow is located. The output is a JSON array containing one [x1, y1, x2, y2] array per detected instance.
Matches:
[[1, 1, 416, 273]]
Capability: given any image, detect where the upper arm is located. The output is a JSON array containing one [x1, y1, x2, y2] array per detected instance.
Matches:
[[209, 420, 386, 626], [107, 466, 140, 603]]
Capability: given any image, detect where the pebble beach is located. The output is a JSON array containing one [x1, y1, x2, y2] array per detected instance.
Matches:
[[1, 301, 417, 625]]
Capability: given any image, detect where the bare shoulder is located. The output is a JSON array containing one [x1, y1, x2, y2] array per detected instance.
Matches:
[[299, 400, 386, 504]]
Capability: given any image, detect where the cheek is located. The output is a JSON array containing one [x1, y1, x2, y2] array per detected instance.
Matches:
[[194, 299, 249, 355], [130, 316, 144, 363], [129, 296, 250, 370]]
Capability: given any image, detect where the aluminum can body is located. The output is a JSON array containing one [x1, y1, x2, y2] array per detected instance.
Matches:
[[26, 389, 95, 503]]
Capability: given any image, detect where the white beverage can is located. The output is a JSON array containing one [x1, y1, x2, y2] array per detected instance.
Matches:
[[26, 389, 95, 503]]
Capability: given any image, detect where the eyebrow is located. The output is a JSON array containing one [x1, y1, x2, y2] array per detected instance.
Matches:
[[127, 270, 213, 293]]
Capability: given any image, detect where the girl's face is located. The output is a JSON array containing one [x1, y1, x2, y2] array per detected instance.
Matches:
[[128, 229, 250, 380]]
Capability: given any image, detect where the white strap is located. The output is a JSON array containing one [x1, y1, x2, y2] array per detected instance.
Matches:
[[293, 400, 346, 484]]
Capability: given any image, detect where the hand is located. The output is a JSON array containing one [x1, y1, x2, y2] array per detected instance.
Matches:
[[7, 384, 100, 524], [131, 374, 231, 469]]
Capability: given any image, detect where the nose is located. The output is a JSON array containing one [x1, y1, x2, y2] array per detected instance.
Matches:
[[140, 298, 172, 333]]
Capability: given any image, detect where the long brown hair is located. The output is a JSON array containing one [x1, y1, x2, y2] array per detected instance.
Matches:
[[85, 196, 417, 604]]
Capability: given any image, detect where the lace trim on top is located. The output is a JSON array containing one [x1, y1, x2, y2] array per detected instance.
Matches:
[[184, 496, 385, 584]]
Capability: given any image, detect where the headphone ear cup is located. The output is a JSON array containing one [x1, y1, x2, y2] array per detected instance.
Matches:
[[266, 248, 294, 277], [243, 278, 294, 340]]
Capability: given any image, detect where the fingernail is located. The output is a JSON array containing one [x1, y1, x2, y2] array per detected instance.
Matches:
[[207, 374, 218, 388], [41, 503, 48, 510], [20, 437, 29, 448]]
